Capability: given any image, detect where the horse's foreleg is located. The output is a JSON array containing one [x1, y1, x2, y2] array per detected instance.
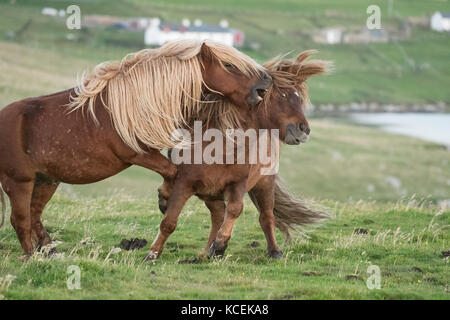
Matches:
[[210, 182, 246, 258], [30, 182, 59, 252], [250, 178, 282, 259], [204, 200, 226, 252], [145, 182, 193, 260], [130, 149, 177, 180]]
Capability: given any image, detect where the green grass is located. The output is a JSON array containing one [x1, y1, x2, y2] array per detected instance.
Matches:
[[0, 194, 448, 299], [0, 0, 449, 105], [0, 0, 449, 300]]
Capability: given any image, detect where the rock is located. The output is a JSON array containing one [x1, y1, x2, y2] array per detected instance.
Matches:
[[119, 238, 148, 251], [178, 258, 200, 264], [411, 266, 423, 273], [303, 271, 321, 277], [346, 274, 362, 281], [250, 241, 261, 248], [354, 228, 369, 235]]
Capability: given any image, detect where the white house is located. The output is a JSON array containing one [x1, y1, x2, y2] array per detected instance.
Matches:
[[313, 28, 342, 44], [431, 12, 450, 32], [41, 7, 58, 16], [144, 19, 244, 47]]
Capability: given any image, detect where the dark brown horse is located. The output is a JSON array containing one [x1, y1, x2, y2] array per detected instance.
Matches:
[[153, 51, 330, 260], [0, 40, 271, 257]]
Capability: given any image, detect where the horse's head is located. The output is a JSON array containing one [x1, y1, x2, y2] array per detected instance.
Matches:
[[265, 87, 310, 145], [199, 42, 272, 108], [260, 50, 330, 145]]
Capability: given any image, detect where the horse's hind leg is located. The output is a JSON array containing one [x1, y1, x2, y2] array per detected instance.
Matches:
[[145, 181, 193, 260], [30, 181, 59, 252], [3, 179, 34, 256], [250, 178, 282, 259], [204, 200, 225, 252]]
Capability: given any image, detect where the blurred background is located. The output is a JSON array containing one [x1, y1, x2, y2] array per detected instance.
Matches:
[[0, 0, 449, 204]]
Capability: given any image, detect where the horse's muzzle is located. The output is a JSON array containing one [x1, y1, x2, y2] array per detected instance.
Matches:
[[246, 73, 272, 106], [284, 123, 310, 145]]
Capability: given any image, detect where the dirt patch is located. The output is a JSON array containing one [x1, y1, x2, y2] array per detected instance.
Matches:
[[411, 266, 423, 273], [249, 241, 261, 248], [354, 228, 369, 235], [178, 258, 201, 264], [346, 274, 362, 281], [119, 238, 147, 251], [303, 271, 322, 277]]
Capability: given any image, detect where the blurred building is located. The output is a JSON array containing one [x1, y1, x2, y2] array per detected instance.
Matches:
[[430, 12, 450, 32], [343, 29, 389, 44], [312, 28, 342, 44], [313, 27, 390, 44], [144, 18, 245, 47]]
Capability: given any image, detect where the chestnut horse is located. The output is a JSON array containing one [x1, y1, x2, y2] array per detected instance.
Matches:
[[0, 40, 271, 257], [153, 51, 330, 260]]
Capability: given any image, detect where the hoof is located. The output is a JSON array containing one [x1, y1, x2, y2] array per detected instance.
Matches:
[[209, 241, 227, 258], [144, 251, 159, 262], [37, 244, 58, 257], [268, 250, 283, 259], [47, 247, 58, 257]]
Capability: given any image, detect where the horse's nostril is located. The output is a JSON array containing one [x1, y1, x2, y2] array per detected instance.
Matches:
[[300, 123, 310, 135]]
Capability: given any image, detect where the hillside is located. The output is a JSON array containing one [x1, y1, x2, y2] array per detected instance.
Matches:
[[0, 0, 449, 105]]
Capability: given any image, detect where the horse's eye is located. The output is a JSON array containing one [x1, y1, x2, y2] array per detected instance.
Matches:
[[224, 63, 234, 69], [281, 92, 287, 98]]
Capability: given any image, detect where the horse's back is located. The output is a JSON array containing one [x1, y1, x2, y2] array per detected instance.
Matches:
[[0, 89, 131, 183]]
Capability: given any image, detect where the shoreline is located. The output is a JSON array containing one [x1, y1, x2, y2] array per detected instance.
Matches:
[[342, 112, 450, 150], [309, 102, 449, 115]]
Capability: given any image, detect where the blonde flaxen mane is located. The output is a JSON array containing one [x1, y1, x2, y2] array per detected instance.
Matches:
[[68, 40, 264, 152]]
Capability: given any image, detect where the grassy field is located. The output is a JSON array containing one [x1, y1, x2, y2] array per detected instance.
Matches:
[[0, 194, 448, 299], [0, 0, 449, 105], [0, 0, 449, 300], [0, 117, 448, 299]]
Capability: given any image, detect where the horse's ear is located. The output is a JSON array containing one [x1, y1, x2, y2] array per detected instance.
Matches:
[[199, 42, 213, 63]]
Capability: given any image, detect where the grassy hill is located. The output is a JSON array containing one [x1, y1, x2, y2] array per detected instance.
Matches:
[[0, 0, 449, 105]]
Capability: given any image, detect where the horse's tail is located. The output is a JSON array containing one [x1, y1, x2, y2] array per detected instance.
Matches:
[[0, 183, 5, 228], [248, 175, 329, 241]]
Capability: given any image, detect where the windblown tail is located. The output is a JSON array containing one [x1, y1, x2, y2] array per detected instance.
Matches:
[[0, 184, 5, 228], [249, 175, 329, 241]]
